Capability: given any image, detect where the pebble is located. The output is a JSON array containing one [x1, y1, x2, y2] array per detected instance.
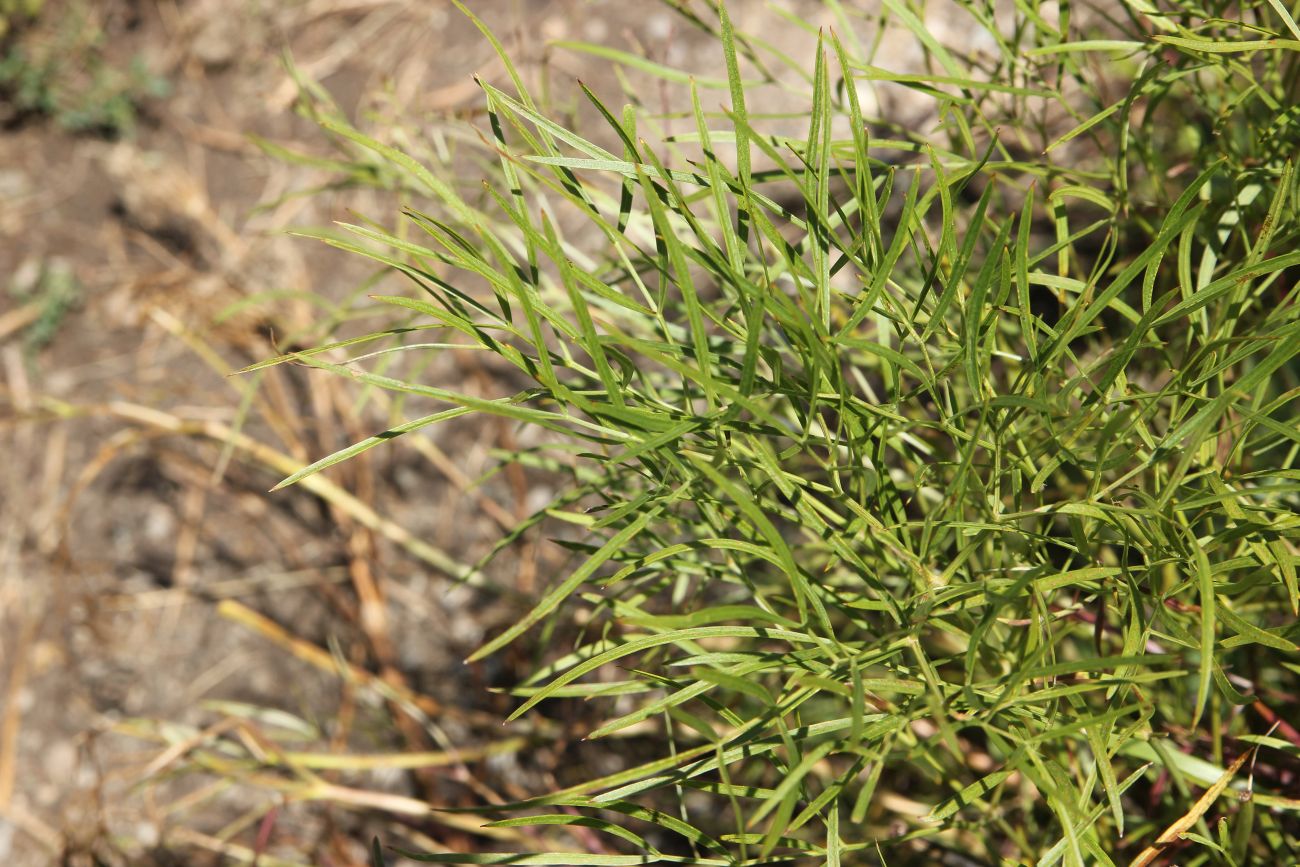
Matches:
[[43, 739, 78, 783], [0, 170, 30, 200], [191, 2, 240, 69]]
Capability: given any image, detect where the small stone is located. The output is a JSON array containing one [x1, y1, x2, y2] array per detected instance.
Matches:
[[135, 822, 160, 848], [0, 170, 30, 200], [192, 13, 240, 69], [541, 17, 567, 41], [143, 503, 176, 544], [646, 14, 673, 41], [10, 257, 41, 297], [43, 739, 78, 782]]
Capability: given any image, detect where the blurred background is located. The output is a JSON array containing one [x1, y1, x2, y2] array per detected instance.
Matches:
[[0, 1, 959, 864]]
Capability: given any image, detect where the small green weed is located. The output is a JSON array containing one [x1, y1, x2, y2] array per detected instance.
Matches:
[[0, 2, 166, 136], [10, 257, 80, 352]]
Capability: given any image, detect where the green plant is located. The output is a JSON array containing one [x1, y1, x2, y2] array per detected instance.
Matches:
[[0, 2, 166, 135], [9, 257, 80, 352], [243, 0, 1300, 864]]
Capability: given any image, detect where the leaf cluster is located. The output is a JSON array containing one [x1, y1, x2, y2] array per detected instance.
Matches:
[[258, 0, 1300, 863]]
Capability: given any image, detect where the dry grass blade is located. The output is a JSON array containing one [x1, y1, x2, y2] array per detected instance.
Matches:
[[1128, 747, 1256, 867], [59, 400, 476, 581], [216, 599, 502, 730]]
